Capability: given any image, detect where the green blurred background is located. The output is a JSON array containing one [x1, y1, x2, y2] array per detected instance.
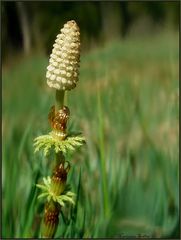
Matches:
[[2, 1, 179, 238]]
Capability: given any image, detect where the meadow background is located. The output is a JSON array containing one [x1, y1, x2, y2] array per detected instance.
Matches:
[[2, 1, 179, 238]]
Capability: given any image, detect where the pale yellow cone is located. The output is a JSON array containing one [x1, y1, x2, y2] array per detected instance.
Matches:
[[46, 20, 80, 91]]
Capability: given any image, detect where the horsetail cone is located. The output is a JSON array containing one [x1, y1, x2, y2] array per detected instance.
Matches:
[[46, 20, 80, 91]]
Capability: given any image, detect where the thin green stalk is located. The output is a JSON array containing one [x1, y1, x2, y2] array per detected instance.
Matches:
[[55, 90, 65, 165], [55, 90, 65, 110], [41, 90, 65, 238], [97, 92, 109, 218]]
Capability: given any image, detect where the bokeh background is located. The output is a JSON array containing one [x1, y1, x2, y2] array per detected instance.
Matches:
[[2, 1, 179, 238]]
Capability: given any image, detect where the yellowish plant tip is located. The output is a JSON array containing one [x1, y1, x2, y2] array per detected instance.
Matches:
[[46, 20, 80, 91]]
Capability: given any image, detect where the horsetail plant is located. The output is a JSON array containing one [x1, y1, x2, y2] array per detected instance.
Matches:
[[34, 20, 85, 238]]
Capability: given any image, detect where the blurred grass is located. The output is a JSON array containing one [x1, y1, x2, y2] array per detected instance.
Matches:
[[2, 29, 179, 238]]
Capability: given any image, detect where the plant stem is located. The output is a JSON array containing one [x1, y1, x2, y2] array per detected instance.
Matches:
[[41, 90, 65, 238], [55, 90, 65, 164], [55, 90, 65, 110], [56, 151, 65, 165], [97, 92, 109, 218]]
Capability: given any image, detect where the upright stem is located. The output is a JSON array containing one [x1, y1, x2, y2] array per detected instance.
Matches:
[[56, 151, 65, 165], [97, 92, 109, 218], [55, 90, 65, 165], [55, 90, 65, 111], [41, 90, 65, 238]]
